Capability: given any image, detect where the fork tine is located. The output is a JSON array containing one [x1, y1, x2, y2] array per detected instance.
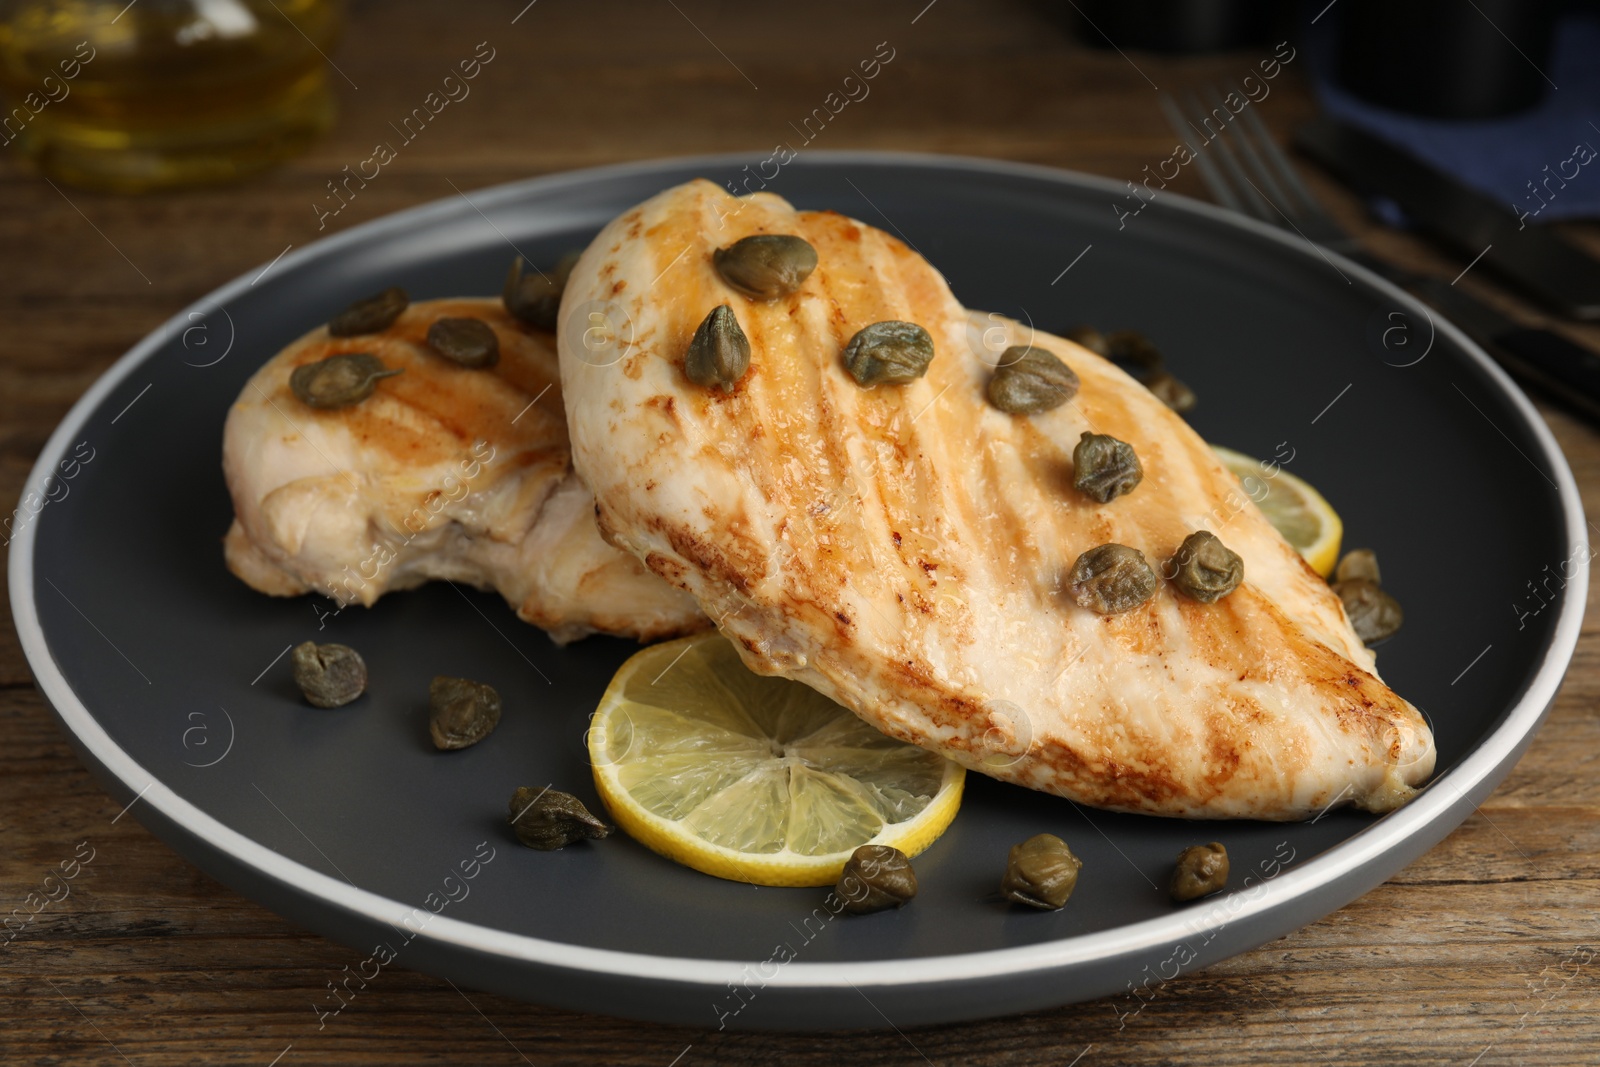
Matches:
[[1208, 84, 1294, 214], [1185, 90, 1276, 223], [1237, 102, 1324, 218], [1159, 94, 1247, 215]]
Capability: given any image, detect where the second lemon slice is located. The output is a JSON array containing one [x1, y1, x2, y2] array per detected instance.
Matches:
[[588, 633, 964, 887], [1212, 445, 1344, 577]]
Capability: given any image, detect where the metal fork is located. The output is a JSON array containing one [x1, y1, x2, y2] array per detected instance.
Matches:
[[1161, 86, 1383, 272]]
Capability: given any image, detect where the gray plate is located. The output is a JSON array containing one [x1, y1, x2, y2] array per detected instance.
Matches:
[[10, 153, 1587, 1031]]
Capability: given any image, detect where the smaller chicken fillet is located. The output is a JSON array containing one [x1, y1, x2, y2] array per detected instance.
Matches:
[[223, 297, 704, 644]]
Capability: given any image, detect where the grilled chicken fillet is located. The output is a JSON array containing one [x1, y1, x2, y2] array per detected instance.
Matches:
[[557, 180, 1435, 818], [223, 297, 704, 644]]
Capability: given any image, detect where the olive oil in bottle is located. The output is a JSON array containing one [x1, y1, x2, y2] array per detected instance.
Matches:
[[0, 0, 341, 192]]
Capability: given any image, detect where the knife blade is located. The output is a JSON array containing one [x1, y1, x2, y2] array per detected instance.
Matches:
[[1294, 116, 1600, 321]]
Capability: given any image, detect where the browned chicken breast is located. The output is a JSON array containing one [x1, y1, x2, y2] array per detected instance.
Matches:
[[557, 180, 1435, 819], [223, 297, 704, 644]]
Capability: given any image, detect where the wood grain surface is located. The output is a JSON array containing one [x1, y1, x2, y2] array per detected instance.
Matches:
[[4, 2, 1598, 1063]]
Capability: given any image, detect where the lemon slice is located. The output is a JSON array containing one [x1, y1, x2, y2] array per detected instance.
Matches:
[[1212, 445, 1343, 577], [588, 633, 964, 887]]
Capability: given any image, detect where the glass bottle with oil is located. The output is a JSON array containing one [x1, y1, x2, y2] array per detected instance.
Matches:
[[0, 0, 342, 192]]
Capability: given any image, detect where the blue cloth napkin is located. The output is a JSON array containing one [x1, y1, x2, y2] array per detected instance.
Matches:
[[1313, 14, 1600, 224]]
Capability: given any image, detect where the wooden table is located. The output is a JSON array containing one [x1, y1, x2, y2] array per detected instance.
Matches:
[[5, 2, 1598, 1063]]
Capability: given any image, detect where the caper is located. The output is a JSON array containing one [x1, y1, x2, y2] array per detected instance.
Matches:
[[426, 316, 500, 369], [502, 254, 576, 331], [328, 286, 409, 336], [1170, 842, 1229, 902], [1072, 431, 1143, 503], [508, 786, 611, 850], [1001, 833, 1082, 910], [1170, 531, 1244, 603], [836, 844, 917, 914], [290, 641, 367, 708], [712, 234, 817, 299], [987, 345, 1080, 414], [1335, 548, 1381, 584], [684, 304, 751, 391], [1333, 578, 1403, 644], [1070, 543, 1158, 615], [843, 320, 934, 387], [1106, 329, 1164, 372], [428, 675, 502, 750], [289, 352, 401, 409], [1063, 325, 1110, 357], [1144, 370, 1197, 413]]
